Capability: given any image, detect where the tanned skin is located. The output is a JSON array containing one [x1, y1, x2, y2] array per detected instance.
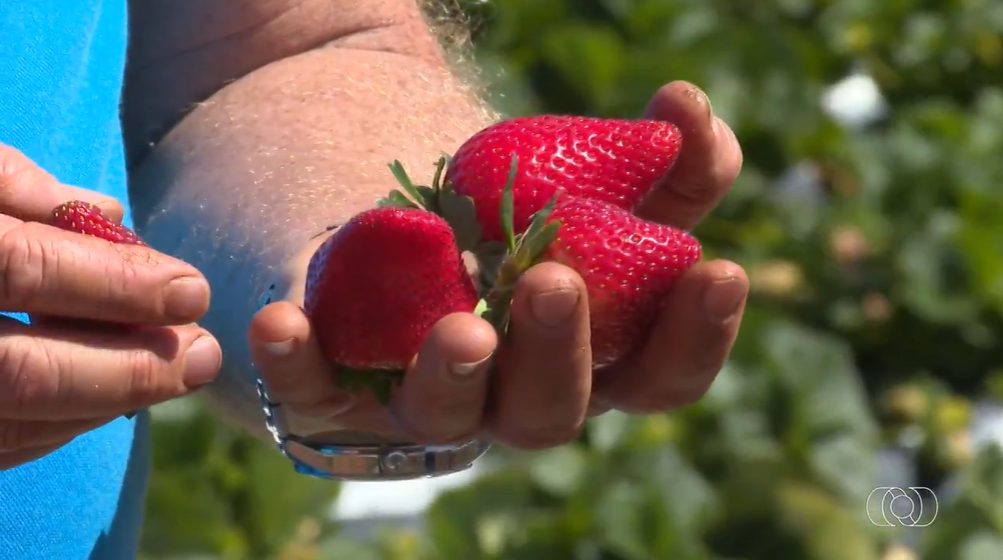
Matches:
[[126, 0, 748, 449]]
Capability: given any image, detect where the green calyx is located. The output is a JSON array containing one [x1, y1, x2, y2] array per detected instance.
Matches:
[[334, 366, 406, 407], [344, 154, 562, 406], [480, 155, 563, 332], [378, 155, 483, 253]]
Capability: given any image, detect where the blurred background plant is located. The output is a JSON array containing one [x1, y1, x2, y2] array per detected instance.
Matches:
[[138, 0, 1003, 558]]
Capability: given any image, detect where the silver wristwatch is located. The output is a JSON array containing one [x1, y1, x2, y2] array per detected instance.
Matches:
[[254, 377, 490, 481]]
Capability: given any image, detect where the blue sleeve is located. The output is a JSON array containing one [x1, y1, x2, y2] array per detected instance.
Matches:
[[0, 2, 150, 559]]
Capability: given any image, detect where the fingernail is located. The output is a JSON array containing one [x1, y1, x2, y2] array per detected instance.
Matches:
[[692, 85, 713, 123], [262, 338, 296, 356], [164, 277, 210, 321], [449, 354, 493, 379], [530, 287, 580, 328], [183, 336, 222, 387], [704, 278, 747, 323], [93, 199, 123, 217]]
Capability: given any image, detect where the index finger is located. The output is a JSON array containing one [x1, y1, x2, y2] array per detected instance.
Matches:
[[0, 144, 125, 223], [0, 220, 210, 325], [637, 81, 743, 230]]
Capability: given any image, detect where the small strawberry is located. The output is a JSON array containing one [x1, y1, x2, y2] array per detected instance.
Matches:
[[540, 198, 701, 366], [304, 206, 480, 402], [446, 116, 683, 242], [47, 200, 144, 419], [49, 200, 144, 245]]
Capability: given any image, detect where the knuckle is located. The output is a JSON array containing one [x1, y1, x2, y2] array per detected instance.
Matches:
[[0, 146, 31, 197], [0, 338, 58, 412], [494, 423, 581, 451], [122, 350, 177, 407], [669, 384, 712, 409], [0, 225, 52, 307], [0, 146, 53, 216], [404, 416, 479, 446], [397, 391, 485, 445], [410, 428, 479, 446], [616, 384, 711, 414], [0, 421, 32, 452], [0, 444, 62, 471], [0, 453, 30, 471]]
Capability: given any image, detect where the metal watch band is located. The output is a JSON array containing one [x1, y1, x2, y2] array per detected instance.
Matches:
[[254, 377, 490, 480]]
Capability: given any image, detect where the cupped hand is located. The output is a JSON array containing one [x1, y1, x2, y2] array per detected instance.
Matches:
[[0, 146, 221, 469], [251, 81, 746, 449]]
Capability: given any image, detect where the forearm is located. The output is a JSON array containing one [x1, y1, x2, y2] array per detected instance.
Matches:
[[128, 45, 494, 434], [122, 0, 450, 165]]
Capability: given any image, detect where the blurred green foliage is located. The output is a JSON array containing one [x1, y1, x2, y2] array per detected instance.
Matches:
[[140, 0, 1003, 558]]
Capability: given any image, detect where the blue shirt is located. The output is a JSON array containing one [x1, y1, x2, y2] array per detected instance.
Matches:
[[0, 2, 149, 558]]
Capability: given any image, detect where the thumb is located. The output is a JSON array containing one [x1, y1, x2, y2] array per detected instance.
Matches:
[[0, 144, 124, 223]]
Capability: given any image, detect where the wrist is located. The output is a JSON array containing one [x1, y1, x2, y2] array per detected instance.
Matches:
[[195, 226, 340, 440]]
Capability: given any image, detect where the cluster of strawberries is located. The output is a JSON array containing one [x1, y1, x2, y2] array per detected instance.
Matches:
[[49, 115, 702, 404]]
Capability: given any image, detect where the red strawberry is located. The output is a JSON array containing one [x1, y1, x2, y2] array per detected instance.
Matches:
[[47, 200, 145, 419], [49, 200, 144, 245], [305, 206, 479, 375], [540, 197, 701, 366], [446, 116, 683, 242]]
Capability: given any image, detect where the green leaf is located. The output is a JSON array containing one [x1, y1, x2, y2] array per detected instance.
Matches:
[[438, 188, 483, 252], [528, 445, 588, 496], [959, 533, 1003, 560], [593, 481, 663, 560], [587, 410, 633, 452], [316, 537, 382, 560], [431, 155, 448, 190], [517, 222, 560, 270], [520, 192, 560, 244], [958, 444, 1003, 529], [511, 192, 562, 269], [775, 482, 880, 560], [377, 189, 419, 209], [425, 470, 536, 559], [919, 446, 1003, 559], [415, 186, 437, 205], [761, 321, 879, 500], [499, 154, 519, 253], [387, 160, 427, 209]]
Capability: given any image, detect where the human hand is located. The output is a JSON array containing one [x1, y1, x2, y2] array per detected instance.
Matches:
[[250, 81, 746, 449], [0, 146, 221, 469]]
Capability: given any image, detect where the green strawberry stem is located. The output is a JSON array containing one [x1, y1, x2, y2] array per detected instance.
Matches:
[[478, 157, 563, 338]]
